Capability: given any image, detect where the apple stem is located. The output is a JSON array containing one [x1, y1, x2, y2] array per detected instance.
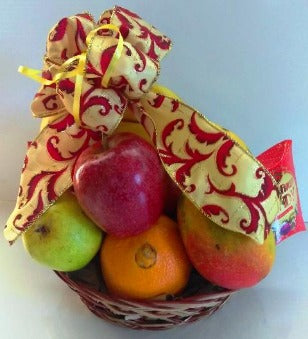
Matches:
[[102, 137, 109, 151]]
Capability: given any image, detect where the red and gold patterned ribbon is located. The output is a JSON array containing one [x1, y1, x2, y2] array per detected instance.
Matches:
[[5, 6, 299, 245], [19, 23, 124, 124]]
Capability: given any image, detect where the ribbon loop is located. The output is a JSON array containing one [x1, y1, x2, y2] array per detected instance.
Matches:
[[19, 23, 125, 125], [21, 14, 163, 128]]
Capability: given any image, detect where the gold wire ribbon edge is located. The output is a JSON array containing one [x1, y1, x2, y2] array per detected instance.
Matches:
[[18, 23, 124, 125]]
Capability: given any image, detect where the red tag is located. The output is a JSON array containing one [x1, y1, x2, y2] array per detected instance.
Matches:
[[257, 140, 305, 244]]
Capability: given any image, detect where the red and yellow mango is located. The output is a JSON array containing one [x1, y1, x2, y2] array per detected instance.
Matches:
[[177, 197, 276, 290]]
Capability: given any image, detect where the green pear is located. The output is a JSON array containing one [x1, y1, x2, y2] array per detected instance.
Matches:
[[22, 191, 103, 272]]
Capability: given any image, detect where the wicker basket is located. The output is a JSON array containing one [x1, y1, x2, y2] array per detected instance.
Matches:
[[55, 258, 235, 330]]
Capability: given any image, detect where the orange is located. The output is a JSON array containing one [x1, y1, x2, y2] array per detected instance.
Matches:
[[100, 215, 191, 300]]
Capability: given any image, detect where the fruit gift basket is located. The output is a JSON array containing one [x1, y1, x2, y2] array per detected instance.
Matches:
[[4, 6, 305, 330]]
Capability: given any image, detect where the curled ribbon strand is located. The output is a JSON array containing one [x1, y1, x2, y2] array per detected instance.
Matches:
[[18, 24, 124, 124]]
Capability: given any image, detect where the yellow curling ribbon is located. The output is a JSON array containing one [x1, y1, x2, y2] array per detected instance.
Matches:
[[18, 24, 124, 125]]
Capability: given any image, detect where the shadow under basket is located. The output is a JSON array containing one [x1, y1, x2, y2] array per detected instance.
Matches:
[[55, 258, 235, 330]]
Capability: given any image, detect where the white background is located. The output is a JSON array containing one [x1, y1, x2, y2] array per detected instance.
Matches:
[[0, 1, 307, 338]]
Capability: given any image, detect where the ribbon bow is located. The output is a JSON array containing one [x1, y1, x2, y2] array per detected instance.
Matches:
[[18, 22, 125, 126], [5, 6, 290, 244]]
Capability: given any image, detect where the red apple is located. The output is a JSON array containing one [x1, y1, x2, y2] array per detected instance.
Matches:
[[73, 133, 165, 237]]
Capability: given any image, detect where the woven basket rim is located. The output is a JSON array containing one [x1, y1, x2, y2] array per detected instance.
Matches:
[[55, 270, 236, 306]]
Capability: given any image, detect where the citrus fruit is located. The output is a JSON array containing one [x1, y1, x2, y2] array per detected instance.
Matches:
[[122, 83, 181, 123], [224, 128, 249, 151], [113, 121, 152, 144], [151, 83, 181, 101], [210, 121, 249, 151], [100, 215, 191, 300]]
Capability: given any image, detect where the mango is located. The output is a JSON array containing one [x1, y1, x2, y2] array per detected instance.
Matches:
[[177, 197, 276, 290]]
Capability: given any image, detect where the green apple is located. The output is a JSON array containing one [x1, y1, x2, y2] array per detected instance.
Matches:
[[22, 191, 103, 271]]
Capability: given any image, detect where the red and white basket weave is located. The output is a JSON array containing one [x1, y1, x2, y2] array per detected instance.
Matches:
[[55, 261, 234, 330]]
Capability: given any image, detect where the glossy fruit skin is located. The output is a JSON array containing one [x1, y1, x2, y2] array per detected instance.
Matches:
[[100, 215, 191, 300], [22, 191, 103, 272], [113, 120, 181, 218], [177, 197, 276, 290], [73, 133, 165, 237]]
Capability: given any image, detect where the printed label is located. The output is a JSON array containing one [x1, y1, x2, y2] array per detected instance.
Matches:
[[272, 172, 298, 243]]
